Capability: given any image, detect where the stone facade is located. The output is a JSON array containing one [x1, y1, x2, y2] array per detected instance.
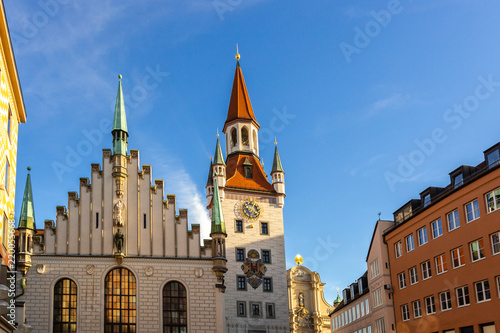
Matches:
[[287, 265, 333, 333]]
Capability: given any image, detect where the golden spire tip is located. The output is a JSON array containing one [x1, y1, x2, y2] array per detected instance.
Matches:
[[235, 43, 240, 61], [294, 254, 303, 266]]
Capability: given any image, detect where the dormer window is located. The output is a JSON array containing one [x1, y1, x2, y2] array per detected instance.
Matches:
[[243, 158, 253, 179], [454, 173, 463, 188], [487, 149, 499, 168], [423, 194, 431, 207]]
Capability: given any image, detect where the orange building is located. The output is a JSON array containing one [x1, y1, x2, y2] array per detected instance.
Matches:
[[384, 142, 500, 333]]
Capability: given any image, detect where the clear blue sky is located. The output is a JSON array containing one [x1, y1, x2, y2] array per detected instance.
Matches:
[[6, 0, 500, 302]]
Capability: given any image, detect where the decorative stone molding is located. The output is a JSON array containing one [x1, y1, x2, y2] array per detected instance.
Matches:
[[86, 265, 95, 275], [144, 266, 154, 276], [36, 264, 46, 274], [194, 268, 203, 278], [91, 163, 101, 172]]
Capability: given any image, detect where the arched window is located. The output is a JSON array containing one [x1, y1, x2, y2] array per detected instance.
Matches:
[[53, 278, 77, 333], [104, 268, 136, 332], [253, 130, 258, 151], [163, 281, 187, 332], [241, 127, 249, 146], [231, 128, 237, 147]]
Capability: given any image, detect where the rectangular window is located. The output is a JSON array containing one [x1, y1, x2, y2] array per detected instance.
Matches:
[[395, 241, 402, 258], [497, 276, 500, 298], [423, 194, 431, 207], [263, 278, 272, 292], [487, 149, 500, 167], [425, 295, 436, 314], [348, 309, 352, 323], [418, 227, 428, 246], [491, 232, 500, 255], [401, 304, 409, 321], [143, 214, 147, 229], [480, 323, 496, 333], [451, 247, 465, 268], [421, 260, 432, 280], [398, 272, 407, 289], [373, 287, 383, 308], [440, 291, 452, 311], [237, 301, 246, 317], [365, 298, 370, 314], [235, 220, 243, 232], [250, 302, 261, 317], [447, 209, 460, 231], [456, 285, 470, 307], [375, 318, 385, 333], [466, 200, 480, 222], [454, 173, 463, 188], [409, 266, 418, 285], [262, 250, 271, 263], [470, 239, 485, 262], [261, 222, 268, 235], [356, 304, 360, 319], [266, 303, 275, 319], [236, 248, 245, 261], [370, 258, 380, 279], [475, 280, 491, 303], [412, 300, 422, 318], [431, 219, 443, 239], [237, 276, 246, 290], [360, 301, 365, 317], [95, 212, 99, 229], [435, 254, 447, 274], [405, 235, 415, 252]]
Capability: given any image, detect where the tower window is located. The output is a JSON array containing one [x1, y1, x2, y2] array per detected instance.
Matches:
[[244, 166, 253, 178], [143, 214, 147, 229], [235, 220, 243, 233], [261, 222, 269, 235], [96, 212, 99, 229], [231, 128, 238, 147], [241, 127, 249, 146]]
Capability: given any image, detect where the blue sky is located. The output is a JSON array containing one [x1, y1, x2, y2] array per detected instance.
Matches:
[[6, 0, 500, 302]]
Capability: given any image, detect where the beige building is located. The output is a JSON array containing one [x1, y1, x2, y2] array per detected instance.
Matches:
[[287, 263, 333, 332], [16, 76, 225, 332], [209, 53, 289, 332], [330, 220, 396, 333]]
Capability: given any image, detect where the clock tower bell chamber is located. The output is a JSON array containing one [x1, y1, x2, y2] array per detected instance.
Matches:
[[206, 55, 288, 331]]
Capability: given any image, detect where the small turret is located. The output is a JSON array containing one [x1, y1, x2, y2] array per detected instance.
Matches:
[[271, 143, 285, 207], [210, 176, 227, 292], [206, 160, 214, 206], [112, 75, 128, 156], [17, 167, 36, 275], [212, 137, 226, 199]]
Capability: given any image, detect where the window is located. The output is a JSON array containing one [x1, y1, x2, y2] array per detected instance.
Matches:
[[237, 301, 246, 317], [491, 232, 500, 255], [143, 213, 147, 229], [405, 235, 415, 252], [401, 304, 409, 321], [365, 299, 370, 314], [163, 281, 187, 333], [456, 285, 470, 307], [236, 248, 245, 261], [356, 304, 360, 319], [237, 276, 246, 290], [244, 163, 253, 178], [250, 302, 262, 317], [105, 268, 137, 332], [435, 254, 447, 274], [375, 318, 385, 333], [454, 173, 463, 188], [53, 278, 77, 333], [451, 247, 465, 268], [475, 280, 491, 303], [480, 323, 496, 333], [421, 261, 432, 280], [395, 241, 402, 258], [470, 239, 485, 262], [261, 222, 268, 235], [409, 266, 418, 285], [440, 291, 452, 311], [465, 200, 480, 222], [425, 295, 436, 314], [263, 278, 272, 292], [360, 301, 365, 316], [423, 194, 431, 207], [266, 303, 275, 319], [262, 250, 271, 263], [497, 276, 500, 298], [231, 128, 237, 147], [241, 127, 249, 146], [431, 219, 443, 239], [486, 188, 500, 213], [235, 220, 243, 232], [417, 227, 428, 246], [398, 272, 407, 289], [447, 210, 460, 231], [370, 258, 380, 279], [373, 287, 383, 308], [348, 309, 352, 323], [487, 149, 500, 167], [95, 212, 99, 229], [412, 300, 422, 318]]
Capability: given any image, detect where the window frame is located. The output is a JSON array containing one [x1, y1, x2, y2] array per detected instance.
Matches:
[[451, 247, 465, 268], [412, 300, 422, 318], [162, 281, 188, 332], [401, 304, 409, 322], [475, 280, 491, 303], [465, 199, 480, 222], [456, 285, 470, 307], [263, 277, 273, 292], [447, 209, 460, 231], [418, 227, 428, 246], [260, 222, 269, 235], [486, 188, 500, 213], [237, 275, 247, 290], [249, 302, 262, 318], [237, 301, 246, 317], [265, 302, 275, 319], [236, 248, 245, 262], [373, 287, 383, 308], [405, 234, 415, 253], [425, 295, 436, 315], [105, 268, 137, 332], [53, 278, 78, 332], [369, 258, 380, 279], [395, 241, 402, 258], [435, 253, 447, 275], [398, 272, 407, 290], [439, 291, 452, 311], [421, 260, 432, 280], [409, 266, 418, 285], [470, 239, 485, 262], [235, 219, 244, 233], [490, 231, 500, 255], [431, 219, 443, 239], [262, 249, 271, 263]]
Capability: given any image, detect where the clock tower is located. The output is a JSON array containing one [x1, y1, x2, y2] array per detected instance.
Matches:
[[207, 53, 288, 332]]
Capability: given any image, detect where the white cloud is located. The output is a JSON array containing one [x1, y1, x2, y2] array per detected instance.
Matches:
[[369, 93, 410, 115]]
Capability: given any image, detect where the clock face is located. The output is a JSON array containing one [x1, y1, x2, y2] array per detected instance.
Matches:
[[241, 200, 262, 220]]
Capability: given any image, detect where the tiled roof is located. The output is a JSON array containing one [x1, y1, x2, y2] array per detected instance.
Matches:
[[226, 154, 275, 192]]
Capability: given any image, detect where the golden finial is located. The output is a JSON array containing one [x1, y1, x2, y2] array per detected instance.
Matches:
[[261, 159, 264, 166], [118, 74, 122, 80], [274, 137, 277, 145], [210, 156, 213, 161], [235, 44, 240, 61], [295, 254, 303, 266], [216, 128, 219, 138]]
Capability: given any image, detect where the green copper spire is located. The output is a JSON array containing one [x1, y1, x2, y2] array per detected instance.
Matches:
[[272, 144, 284, 173], [213, 137, 225, 165], [19, 167, 35, 230], [210, 177, 226, 235], [334, 291, 342, 306], [112, 74, 129, 156], [206, 160, 213, 187]]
